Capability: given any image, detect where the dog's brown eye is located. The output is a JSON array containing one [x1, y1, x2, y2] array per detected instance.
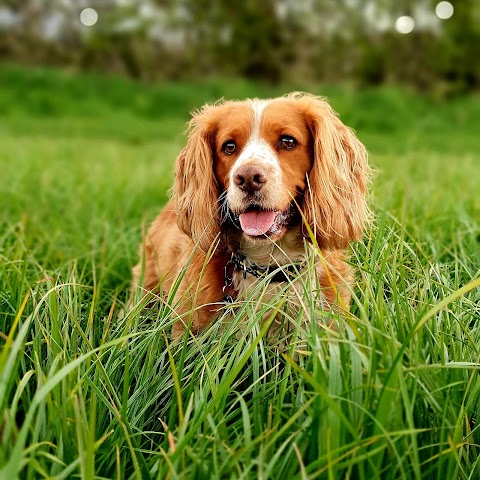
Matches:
[[222, 141, 236, 155], [280, 135, 296, 149]]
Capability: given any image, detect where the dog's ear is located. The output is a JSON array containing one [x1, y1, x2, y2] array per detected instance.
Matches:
[[174, 105, 220, 252], [300, 95, 371, 249]]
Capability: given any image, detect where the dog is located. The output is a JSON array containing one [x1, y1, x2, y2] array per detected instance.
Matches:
[[131, 93, 370, 338]]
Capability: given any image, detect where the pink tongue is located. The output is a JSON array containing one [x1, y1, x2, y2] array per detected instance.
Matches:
[[239, 211, 277, 236]]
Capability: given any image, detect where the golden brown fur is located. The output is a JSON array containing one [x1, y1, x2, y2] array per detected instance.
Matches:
[[131, 93, 371, 338]]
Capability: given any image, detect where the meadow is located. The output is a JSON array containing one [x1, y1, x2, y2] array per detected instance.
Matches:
[[0, 65, 479, 479]]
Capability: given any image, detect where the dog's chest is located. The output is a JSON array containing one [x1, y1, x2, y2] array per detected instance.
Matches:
[[225, 232, 325, 322]]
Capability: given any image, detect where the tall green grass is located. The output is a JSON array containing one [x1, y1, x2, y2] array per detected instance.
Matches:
[[0, 65, 479, 479]]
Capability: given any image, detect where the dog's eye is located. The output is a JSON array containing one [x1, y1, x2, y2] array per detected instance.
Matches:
[[280, 135, 297, 149], [222, 141, 237, 155]]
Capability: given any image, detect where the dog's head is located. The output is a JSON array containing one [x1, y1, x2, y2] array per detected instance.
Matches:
[[174, 93, 370, 252]]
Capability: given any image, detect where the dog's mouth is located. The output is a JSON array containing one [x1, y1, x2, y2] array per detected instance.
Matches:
[[237, 207, 291, 238]]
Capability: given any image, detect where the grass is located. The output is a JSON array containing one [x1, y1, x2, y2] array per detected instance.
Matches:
[[0, 64, 479, 479]]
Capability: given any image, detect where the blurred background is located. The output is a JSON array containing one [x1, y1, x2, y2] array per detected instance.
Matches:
[[2, 5, 480, 478], [0, 0, 478, 94]]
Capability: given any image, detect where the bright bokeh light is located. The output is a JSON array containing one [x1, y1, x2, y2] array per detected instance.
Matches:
[[435, 2, 454, 20], [80, 8, 98, 27], [395, 16, 415, 34]]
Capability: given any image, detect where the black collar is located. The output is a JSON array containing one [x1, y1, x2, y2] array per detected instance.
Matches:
[[222, 254, 303, 304], [223, 254, 303, 295]]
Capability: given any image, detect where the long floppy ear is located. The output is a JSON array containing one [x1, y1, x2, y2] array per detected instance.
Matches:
[[174, 105, 220, 252], [301, 95, 371, 249]]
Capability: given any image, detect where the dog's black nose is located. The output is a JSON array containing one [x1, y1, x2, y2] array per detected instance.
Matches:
[[234, 165, 267, 193]]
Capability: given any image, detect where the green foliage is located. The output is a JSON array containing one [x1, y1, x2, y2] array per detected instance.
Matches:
[[2, 1, 480, 91], [0, 66, 479, 478]]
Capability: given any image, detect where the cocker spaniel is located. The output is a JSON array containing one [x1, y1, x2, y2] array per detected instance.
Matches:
[[131, 93, 370, 338]]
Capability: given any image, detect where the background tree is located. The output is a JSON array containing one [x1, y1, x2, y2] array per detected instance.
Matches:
[[0, 0, 477, 93]]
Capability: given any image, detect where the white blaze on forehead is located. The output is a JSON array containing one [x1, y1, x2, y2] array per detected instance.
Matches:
[[251, 100, 267, 140], [227, 99, 285, 211], [230, 99, 280, 171]]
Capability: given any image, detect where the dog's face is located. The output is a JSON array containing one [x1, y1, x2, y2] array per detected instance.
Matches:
[[174, 94, 370, 252], [214, 99, 313, 243]]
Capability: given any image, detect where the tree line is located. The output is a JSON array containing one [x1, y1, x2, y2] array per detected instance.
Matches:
[[0, 0, 478, 95]]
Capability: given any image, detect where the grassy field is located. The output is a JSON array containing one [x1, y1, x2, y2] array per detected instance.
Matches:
[[0, 65, 479, 479]]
